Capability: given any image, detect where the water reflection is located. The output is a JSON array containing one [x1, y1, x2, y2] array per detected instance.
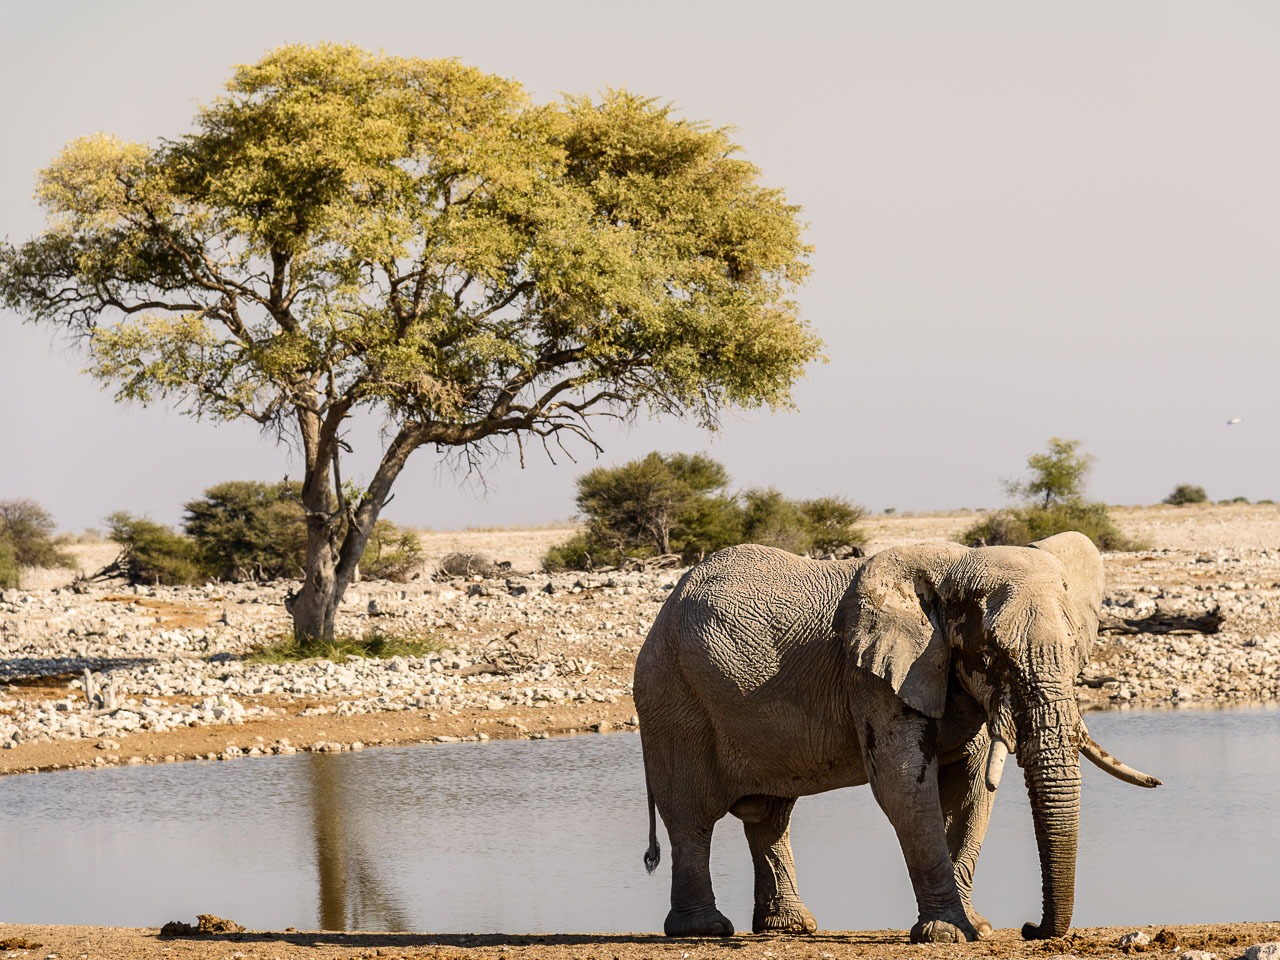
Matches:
[[0, 706, 1275, 933], [309, 753, 410, 931]]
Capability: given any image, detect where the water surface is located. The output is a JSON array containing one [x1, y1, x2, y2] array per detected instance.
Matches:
[[0, 706, 1276, 932]]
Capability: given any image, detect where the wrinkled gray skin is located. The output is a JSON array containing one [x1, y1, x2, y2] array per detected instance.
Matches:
[[635, 532, 1146, 942]]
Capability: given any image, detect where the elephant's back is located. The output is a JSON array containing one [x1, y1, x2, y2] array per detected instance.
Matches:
[[670, 545, 861, 690]]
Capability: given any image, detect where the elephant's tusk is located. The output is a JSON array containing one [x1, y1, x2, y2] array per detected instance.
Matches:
[[1078, 729, 1162, 788], [985, 737, 1009, 791]]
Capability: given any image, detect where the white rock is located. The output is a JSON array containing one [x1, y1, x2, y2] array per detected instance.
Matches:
[[1245, 944, 1280, 960], [1119, 932, 1151, 947]]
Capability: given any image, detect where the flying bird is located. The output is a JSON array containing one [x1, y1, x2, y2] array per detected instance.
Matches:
[[1226, 417, 1242, 425]]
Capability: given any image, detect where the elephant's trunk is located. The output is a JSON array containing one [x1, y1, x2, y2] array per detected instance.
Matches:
[[1018, 696, 1082, 940]]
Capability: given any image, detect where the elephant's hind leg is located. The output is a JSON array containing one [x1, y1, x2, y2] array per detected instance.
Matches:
[[736, 795, 818, 935], [939, 734, 996, 939], [662, 817, 736, 937]]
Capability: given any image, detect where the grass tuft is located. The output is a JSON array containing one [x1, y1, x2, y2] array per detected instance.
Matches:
[[244, 630, 448, 664]]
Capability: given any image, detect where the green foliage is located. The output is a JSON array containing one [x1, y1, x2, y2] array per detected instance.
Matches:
[[104, 512, 202, 585], [965, 438, 1135, 551], [246, 629, 445, 665], [359, 520, 424, 582], [183, 480, 306, 580], [1258, 499, 1276, 505], [740, 487, 813, 556], [0, 539, 18, 589], [1164, 484, 1208, 506], [544, 452, 868, 570], [1004, 437, 1095, 507], [542, 531, 621, 573], [962, 502, 1137, 551], [0, 498, 75, 572], [574, 452, 736, 558], [0, 43, 821, 640], [798, 496, 868, 554]]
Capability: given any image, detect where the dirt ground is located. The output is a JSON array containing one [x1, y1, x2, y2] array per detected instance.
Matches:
[[1, 922, 1277, 960]]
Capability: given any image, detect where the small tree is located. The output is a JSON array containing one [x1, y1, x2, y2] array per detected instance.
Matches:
[[741, 487, 813, 556], [184, 480, 307, 580], [798, 496, 867, 554], [1164, 484, 1208, 506], [104, 512, 202, 585], [0, 498, 76, 573], [1004, 437, 1094, 508], [964, 439, 1134, 550], [574, 452, 735, 559], [1, 45, 819, 643]]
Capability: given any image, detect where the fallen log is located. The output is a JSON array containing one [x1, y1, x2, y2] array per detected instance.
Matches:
[[1098, 605, 1222, 636]]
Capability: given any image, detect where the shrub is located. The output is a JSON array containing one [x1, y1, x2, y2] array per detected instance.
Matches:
[[741, 487, 813, 556], [439, 552, 499, 578], [183, 480, 307, 580], [0, 539, 18, 589], [1218, 496, 1249, 505], [964, 439, 1135, 551], [104, 512, 202, 585], [799, 496, 868, 554], [0, 498, 75, 572], [360, 520, 424, 581], [962, 502, 1137, 551], [542, 532, 621, 573], [1164, 484, 1208, 506]]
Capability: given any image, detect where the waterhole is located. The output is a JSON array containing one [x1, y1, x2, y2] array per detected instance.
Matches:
[[0, 705, 1275, 932]]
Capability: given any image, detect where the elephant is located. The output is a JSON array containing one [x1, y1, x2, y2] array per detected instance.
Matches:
[[633, 532, 1159, 942]]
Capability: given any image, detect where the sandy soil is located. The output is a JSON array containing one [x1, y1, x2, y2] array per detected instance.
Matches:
[[1, 922, 1277, 960]]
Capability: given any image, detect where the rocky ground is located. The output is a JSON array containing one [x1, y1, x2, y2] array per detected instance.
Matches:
[[3, 505, 1280, 776], [0, 922, 1277, 960]]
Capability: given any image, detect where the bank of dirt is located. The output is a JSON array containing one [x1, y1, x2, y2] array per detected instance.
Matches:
[[1, 923, 1277, 960]]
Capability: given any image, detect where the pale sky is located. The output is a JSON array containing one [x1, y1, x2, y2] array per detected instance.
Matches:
[[3, 1, 1277, 533]]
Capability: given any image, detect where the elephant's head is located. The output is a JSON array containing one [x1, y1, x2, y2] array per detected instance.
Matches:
[[838, 531, 1158, 940]]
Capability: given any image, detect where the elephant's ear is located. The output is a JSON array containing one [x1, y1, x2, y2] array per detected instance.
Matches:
[[838, 551, 949, 718], [1029, 532, 1105, 660]]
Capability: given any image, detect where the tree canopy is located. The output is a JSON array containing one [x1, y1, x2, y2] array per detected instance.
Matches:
[[0, 44, 820, 640]]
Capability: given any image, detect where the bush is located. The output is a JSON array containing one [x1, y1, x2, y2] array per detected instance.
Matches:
[[542, 532, 621, 573], [543, 451, 869, 570], [799, 496, 867, 554], [360, 520, 424, 581], [1218, 496, 1249, 505], [1164, 484, 1207, 506], [962, 502, 1137, 551], [0, 539, 18, 589], [741, 487, 813, 556], [104, 512, 202, 585], [0, 498, 75, 573], [964, 439, 1136, 551], [183, 480, 306, 580]]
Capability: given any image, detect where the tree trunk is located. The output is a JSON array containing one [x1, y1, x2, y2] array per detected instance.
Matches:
[[289, 421, 424, 645]]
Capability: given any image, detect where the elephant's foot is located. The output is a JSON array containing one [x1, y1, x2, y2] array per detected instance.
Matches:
[[910, 918, 979, 944], [962, 904, 994, 939], [664, 906, 735, 937], [752, 898, 817, 935]]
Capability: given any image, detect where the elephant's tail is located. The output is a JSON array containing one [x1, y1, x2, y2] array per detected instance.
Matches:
[[643, 780, 661, 873]]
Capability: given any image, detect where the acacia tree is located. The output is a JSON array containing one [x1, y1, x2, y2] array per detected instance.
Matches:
[[0, 44, 819, 641]]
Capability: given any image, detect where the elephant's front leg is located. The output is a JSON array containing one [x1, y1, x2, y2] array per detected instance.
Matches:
[[734, 795, 818, 934], [857, 688, 978, 943], [939, 732, 996, 939]]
